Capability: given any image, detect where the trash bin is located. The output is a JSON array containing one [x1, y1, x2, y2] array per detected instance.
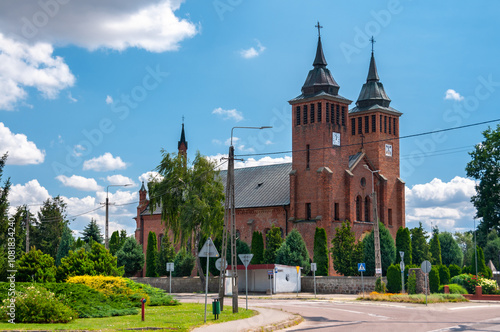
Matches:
[[212, 298, 220, 319]]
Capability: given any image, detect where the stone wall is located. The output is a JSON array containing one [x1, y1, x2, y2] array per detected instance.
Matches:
[[301, 276, 386, 294], [131, 276, 220, 293], [409, 268, 429, 295]]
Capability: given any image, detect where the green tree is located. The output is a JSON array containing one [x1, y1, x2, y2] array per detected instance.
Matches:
[[87, 241, 124, 276], [439, 232, 463, 266], [438, 265, 450, 285], [108, 230, 126, 255], [429, 227, 442, 266], [332, 222, 363, 276], [429, 266, 440, 293], [6, 205, 29, 261], [157, 235, 176, 276], [251, 231, 264, 264], [146, 231, 159, 277], [148, 151, 224, 284], [17, 248, 56, 282], [0, 153, 11, 281], [56, 225, 74, 266], [484, 230, 500, 269], [386, 264, 401, 293], [395, 227, 412, 265], [276, 229, 311, 275], [313, 227, 329, 276], [117, 237, 145, 277], [466, 124, 500, 246], [474, 245, 490, 277], [81, 219, 103, 244], [455, 231, 474, 267], [362, 222, 395, 276], [410, 222, 430, 265], [448, 264, 461, 279], [264, 225, 284, 264], [173, 247, 195, 277]]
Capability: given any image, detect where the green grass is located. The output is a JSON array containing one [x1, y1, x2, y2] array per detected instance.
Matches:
[[0, 303, 255, 331], [357, 292, 468, 304]]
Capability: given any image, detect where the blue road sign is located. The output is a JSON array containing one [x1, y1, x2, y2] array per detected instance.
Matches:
[[358, 263, 366, 272]]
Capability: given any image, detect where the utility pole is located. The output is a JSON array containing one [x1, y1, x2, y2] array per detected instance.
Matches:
[[25, 205, 29, 252], [365, 165, 382, 277], [105, 184, 132, 250]]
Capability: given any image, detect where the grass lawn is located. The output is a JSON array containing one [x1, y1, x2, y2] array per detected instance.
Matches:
[[0, 303, 255, 331]]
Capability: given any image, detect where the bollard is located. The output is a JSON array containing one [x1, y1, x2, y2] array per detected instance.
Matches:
[[212, 298, 221, 320], [141, 298, 147, 321]]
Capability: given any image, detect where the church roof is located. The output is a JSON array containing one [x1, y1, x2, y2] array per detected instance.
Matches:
[[178, 123, 188, 150], [219, 163, 291, 209]]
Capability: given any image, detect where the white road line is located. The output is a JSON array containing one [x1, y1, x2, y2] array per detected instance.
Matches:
[[449, 305, 500, 310]]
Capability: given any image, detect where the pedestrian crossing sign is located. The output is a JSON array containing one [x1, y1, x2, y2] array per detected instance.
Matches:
[[358, 263, 366, 272]]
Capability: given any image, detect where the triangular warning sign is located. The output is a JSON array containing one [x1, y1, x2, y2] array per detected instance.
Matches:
[[198, 238, 219, 258]]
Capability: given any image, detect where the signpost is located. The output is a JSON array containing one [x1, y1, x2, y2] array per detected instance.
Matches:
[[238, 254, 253, 310], [267, 270, 273, 296], [296, 266, 300, 297], [166, 262, 174, 294], [399, 251, 405, 294], [199, 238, 219, 323], [358, 263, 366, 297], [421, 260, 431, 306], [311, 263, 317, 298]]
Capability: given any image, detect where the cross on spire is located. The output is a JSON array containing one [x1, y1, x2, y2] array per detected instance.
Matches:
[[315, 21, 323, 37], [182, 115, 185, 123], [370, 36, 376, 53]]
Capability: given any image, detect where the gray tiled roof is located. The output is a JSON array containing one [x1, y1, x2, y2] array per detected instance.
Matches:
[[348, 152, 363, 169], [350, 104, 402, 115], [219, 163, 291, 209]]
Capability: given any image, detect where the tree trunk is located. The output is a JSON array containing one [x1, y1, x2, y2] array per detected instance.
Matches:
[[195, 230, 206, 287]]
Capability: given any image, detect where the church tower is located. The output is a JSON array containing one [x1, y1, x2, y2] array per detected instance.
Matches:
[[288, 23, 353, 224]]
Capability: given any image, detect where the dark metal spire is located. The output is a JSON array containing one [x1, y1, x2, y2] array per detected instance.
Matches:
[[367, 51, 380, 82], [140, 181, 146, 192], [312, 23, 327, 68], [178, 122, 188, 150]]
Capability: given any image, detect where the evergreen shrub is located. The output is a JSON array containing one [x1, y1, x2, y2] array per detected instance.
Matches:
[[429, 266, 440, 293], [386, 264, 401, 293], [438, 265, 450, 285], [407, 270, 417, 294], [438, 284, 467, 294], [375, 277, 387, 293], [448, 264, 461, 279]]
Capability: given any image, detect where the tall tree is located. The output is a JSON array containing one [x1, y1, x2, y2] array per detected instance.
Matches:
[[455, 231, 474, 267], [56, 225, 74, 266], [276, 229, 311, 275], [466, 124, 500, 247], [0, 153, 12, 280], [484, 230, 500, 270], [146, 231, 159, 277], [109, 230, 127, 255], [429, 226, 442, 266], [157, 235, 176, 276], [263, 225, 284, 264], [313, 227, 329, 276], [332, 222, 364, 276], [410, 222, 430, 265], [251, 231, 264, 264], [81, 219, 103, 244], [439, 232, 463, 266], [395, 227, 412, 265], [362, 222, 394, 276], [148, 151, 224, 284], [117, 237, 145, 277]]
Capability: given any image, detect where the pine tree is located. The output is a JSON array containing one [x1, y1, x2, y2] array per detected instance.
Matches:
[[395, 227, 412, 265], [429, 226, 442, 265], [313, 227, 329, 276], [146, 231, 159, 277], [82, 219, 103, 244], [439, 232, 463, 266], [56, 225, 74, 266], [362, 222, 395, 276], [157, 235, 176, 276], [32, 196, 69, 258], [276, 229, 311, 274], [411, 222, 430, 265], [263, 225, 283, 264], [117, 237, 145, 277], [332, 222, 364, 276], [251, 231, 264, 264]]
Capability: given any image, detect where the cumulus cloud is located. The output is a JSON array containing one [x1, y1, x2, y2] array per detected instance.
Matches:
[[405, 176, 477, 232], [207, 154, 292, 171], [0, 1, 197, 53], [0, 122, 45, 165], [444, 89, 464, 101], [67, 92, 77, 102], [83, 153, 127, 171], [105, 95, 113, 104], [240, 40, 266, 59], [9, 179, 51, 215], [56, 175, 102, 191], [212, 107, 244, 122], [106, 174, 136, 187], [0, 33, 75, 110], [138, 171, 164, 184]]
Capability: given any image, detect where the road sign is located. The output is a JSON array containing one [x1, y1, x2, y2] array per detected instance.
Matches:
[[421, 260, 431, 273], [198, 238, 219, 258], [400, 261, 405, 271], [358, 263, 366, 272], [238, 254, 253, 267], [400, 251, 404, 260], [375, 268, 382, 275], [296, 266, 300, 273], [311, 263, 317, 272], [275, 267, 278, 274], [166, 262, 174, 271], [267, 270, 273, 276], [215, 258, 227, 271]]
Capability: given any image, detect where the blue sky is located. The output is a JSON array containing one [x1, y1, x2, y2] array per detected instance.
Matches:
[[2, 0, 499, 238]]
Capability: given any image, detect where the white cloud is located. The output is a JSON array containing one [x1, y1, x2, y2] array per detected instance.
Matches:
[[207, 154, 292, 171], [106, 95, 113, 104], [212, 139, 222, 145], [138, 171, 164, 184], [0, 1, 197, 53], [212, 107, 244, 122], [83, 153, 127, 171], [107, 174, 136, 187], [8, 179, 51, 215], [0, 33, 75, 110], [56, 175, 102, 191], [240, 40, 266, 59], [444, 89, 464, 101], [405, 176, 477, 232], [67, 92, 77, 102], [0, 122, 45, 165], [73, 144, 86, 157]]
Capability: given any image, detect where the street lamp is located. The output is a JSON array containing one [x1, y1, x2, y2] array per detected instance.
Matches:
[[219, 125, 272, 313], [364, 165, 382, 277], [106, 183, 132, 249]]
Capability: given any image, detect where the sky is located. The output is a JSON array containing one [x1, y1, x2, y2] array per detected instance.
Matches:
[[2, 0, 499, 239]]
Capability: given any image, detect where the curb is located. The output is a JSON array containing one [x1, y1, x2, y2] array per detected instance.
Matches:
[[245, 314, 303, 332]]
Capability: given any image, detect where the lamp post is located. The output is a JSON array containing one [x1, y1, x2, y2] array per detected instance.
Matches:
[[219, 126, 272, 313], [474, 218, 478, 278], [364, 165, 382, 277], [106, 184, 132, 249]]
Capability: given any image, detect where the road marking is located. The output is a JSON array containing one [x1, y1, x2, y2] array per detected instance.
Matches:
[[449, 305, 500, 310]]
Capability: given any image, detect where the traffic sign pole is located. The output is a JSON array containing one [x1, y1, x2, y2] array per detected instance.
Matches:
[[358, 263, 366, 297], [238, 254, 253, 310]]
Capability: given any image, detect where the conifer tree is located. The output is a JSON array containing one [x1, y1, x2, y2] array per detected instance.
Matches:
[[251, 231, 264, 264], [56, 225, 74, 266], [82, 219, 103, 244], [429, 226, 442, 265], [117, 237, 145, 277], [313, 227, 329, 276], [332, 222, 364, 276], [146, 231, 159, 277], [263, 225, 283, 264], [362, 222, 395, 276], [157, 235, 176, 276], [411, 222, 430, 265], [395, 227, 412, 265], [276, 229, 311, 274]]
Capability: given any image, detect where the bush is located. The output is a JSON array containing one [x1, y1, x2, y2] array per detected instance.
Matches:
[[17, 248, 56, 282], [117, 237, 145, 277], [438, 284, 468, 294], [448, 264, 461, 279], [451, 273, 478, 294], [429, 266, 440, 293], [386, 264, 401, 293], [123, 279, 179, 306], [407, 270, 417, 294], [478, 278, 499, 294], [375, 277, 387, 293], [0, 284, 76, 323], [438, 265, 450, 285], [276, 229, 311, 275], [173, 247, 195, 277]]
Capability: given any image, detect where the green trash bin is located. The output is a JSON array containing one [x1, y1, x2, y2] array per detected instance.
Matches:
[[212, 298, 220, 319]]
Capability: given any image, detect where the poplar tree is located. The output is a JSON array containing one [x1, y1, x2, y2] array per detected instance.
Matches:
[[146, 231, 159, 277], [264, 225, 283, 264], [395, 227, 412, 265], [429, 226, 442, 266], [411, 222, 430, 265], [313, 227, 329, 276], [251, 231, 264, 264]]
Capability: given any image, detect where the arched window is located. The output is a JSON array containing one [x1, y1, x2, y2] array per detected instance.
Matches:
[[356, 195, 362, 221], [364, 196, 370, 222]]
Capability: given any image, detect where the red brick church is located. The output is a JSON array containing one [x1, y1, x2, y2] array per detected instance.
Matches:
[[135, 32, 405, 276]]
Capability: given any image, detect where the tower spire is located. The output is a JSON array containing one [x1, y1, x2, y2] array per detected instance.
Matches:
[[178, 120, 188, 157], [313, 22, 327, 67]]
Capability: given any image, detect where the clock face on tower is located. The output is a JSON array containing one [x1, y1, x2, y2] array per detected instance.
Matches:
[[385, 144, 393, 157], [332, 132, 340, 146]]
